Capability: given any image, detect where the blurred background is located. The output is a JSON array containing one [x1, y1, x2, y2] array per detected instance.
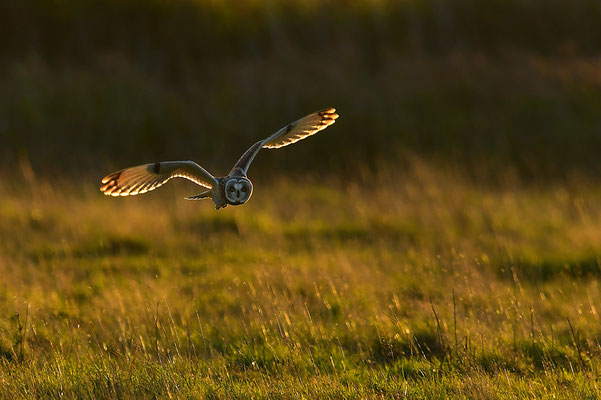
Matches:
[[5, 3, 601, 395], [2, 0, 601, 180]]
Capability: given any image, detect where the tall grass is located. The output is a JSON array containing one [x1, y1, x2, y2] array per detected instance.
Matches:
[[2, 162, 601, 397], [3, 1, 601, 397]]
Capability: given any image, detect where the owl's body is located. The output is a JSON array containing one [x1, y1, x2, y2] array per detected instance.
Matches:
[[100, 108, 338, 209], [202, 172, 253, 210]]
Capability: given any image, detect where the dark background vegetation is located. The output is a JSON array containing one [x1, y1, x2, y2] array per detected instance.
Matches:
[[3, 0, 601, 178]]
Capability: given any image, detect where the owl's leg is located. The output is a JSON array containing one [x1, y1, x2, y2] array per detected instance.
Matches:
[[185, 190, 212, 200]]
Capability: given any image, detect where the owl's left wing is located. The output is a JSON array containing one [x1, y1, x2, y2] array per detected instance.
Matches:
[[231, 108, 339, 175], [100, 161, 217, 197]]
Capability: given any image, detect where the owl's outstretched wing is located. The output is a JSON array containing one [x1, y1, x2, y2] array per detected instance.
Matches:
[[100, 161, 218, 197], [231, 108, 339, 175]]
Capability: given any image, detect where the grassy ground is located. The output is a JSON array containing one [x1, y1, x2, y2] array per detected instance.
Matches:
[[3, 1, 601, 398], [2, 162, 601, 398]]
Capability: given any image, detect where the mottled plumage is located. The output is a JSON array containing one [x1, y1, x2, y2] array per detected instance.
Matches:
[[100, 108, 339, 209]]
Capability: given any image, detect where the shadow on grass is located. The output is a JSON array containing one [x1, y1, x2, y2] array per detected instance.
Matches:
[[334, 328, 445, 365], [75, 236, 150, 257], [520, 341, 573, 370], [283, 220, 421, 245], [496, 254, 601, 283], [332, 327, 584, 375], [179, 214, 240, 236], [29, 234, 151, 261]]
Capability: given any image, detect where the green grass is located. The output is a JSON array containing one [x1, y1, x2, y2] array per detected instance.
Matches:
[[2, 1, 601, 397], [2, 163, 601, 398]]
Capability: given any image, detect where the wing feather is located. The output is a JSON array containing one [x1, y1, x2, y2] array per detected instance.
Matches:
[[263, 108, 339, 148], [100, 161, 217, 197], [230, 108, 339, 174]]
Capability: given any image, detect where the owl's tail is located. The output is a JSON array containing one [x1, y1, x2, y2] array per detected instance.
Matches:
[[185, 190, 212, 200]]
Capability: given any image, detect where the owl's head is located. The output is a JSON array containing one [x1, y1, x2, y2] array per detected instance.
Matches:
[[224, 177, 253, 205]]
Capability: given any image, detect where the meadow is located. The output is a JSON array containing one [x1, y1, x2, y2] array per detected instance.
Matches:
[[2, 162, 601, 398], [3, 0, 601, 398]]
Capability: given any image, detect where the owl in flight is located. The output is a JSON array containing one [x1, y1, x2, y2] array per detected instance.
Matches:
[[100, 108, 339, 209]]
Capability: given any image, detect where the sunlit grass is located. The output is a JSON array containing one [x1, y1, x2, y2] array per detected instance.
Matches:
[[1, 163, 601, 398], [2, 0, 601, 397]]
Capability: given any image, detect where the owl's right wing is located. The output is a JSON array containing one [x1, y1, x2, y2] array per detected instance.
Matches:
[[231, 108, 339, 175], [100, 161, 218, 197]]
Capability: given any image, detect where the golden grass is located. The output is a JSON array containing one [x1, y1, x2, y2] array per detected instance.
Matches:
[[1, 162, 601, 397]]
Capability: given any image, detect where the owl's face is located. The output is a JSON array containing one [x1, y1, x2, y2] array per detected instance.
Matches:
[[224, 177, 252, 205]]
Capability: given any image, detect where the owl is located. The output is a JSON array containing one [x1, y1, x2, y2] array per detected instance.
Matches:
[[100, 108, 339, 209]]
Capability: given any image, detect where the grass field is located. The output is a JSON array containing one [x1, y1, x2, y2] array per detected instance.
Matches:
[[2, 162, 601, 398], [3, 1, 601, 398]]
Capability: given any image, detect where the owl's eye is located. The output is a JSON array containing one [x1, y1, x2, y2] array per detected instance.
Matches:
[[241, 187, 247, 193], [229, 186, 236, 192]]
